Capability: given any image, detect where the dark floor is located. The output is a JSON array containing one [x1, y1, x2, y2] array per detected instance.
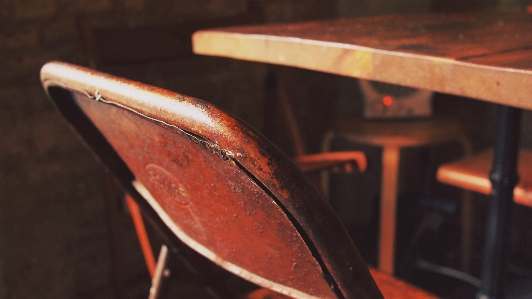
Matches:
[[384, 194, 532, 299]]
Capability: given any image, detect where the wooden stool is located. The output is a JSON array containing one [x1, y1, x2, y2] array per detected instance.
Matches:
[[322, 116, 471, 274], [437, 148, 532, 207], [437, 148, 532, 274]]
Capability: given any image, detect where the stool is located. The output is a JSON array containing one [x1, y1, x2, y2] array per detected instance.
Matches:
[[437, 148, 532, 273], [322, 116, 471, 274], [437, 148, 532, 207]]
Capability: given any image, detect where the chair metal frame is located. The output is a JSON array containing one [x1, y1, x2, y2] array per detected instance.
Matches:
[[42, 61, 442, 299]]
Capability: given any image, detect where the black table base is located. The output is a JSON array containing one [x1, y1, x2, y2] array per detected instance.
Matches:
[[477, 105, 522, 299]]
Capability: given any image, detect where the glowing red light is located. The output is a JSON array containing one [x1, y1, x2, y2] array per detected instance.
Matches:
[[382, 95, 393, 106]]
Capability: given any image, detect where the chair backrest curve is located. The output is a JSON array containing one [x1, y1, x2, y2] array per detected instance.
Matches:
[[41, 61, 382, 299]]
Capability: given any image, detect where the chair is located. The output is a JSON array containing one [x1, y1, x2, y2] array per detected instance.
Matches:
[[77, 13, 369, 297], [41, 61, 438, 298], [76, 12, 268, 295]]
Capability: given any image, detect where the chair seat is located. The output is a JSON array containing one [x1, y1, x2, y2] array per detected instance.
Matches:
[[245, 268, 439, 299], [368, 268, 439, 299], [437, 148, 532, 207]]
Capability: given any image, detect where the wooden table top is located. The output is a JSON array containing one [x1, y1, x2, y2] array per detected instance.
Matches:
[[193, 12, 532, 110]]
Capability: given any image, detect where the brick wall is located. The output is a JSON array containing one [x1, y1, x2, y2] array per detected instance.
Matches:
[[0, 0, 336, 298]]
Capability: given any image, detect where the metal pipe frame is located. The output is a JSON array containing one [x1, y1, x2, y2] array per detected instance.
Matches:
[[477, 105, 522, 299]]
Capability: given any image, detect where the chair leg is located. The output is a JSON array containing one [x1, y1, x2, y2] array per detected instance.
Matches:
[[149, 245, 171, 299], [126, 195, 157, 278]]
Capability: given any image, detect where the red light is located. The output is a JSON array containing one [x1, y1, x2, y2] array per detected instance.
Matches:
[[382, 95, 393, 106]]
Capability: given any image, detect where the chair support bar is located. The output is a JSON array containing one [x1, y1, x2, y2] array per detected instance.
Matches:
[[149, 245, 170, 299]]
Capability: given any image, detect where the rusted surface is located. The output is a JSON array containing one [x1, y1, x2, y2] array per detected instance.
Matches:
[[193, 12, 532, 110], [41, 62, 383, 299]]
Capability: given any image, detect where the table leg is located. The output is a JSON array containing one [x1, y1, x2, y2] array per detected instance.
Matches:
[[477, 105, 521, 299], [457, 136, 474, 273], [379, 146, 400, 274]]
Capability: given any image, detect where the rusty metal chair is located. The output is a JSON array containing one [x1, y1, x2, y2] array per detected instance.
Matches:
[[76, 12, 269, 296], [41, 61, 438, 298], [77, 16, 370, 299]]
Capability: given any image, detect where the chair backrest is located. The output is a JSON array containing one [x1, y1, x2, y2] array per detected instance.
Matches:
[[41, 61, 382, 299]]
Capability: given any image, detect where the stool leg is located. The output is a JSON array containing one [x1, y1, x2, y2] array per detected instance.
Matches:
[[458, 136, 474, 273], [477, 105, 521, 299], [461, 191, 473, 273], [379, 146, 400, 274]]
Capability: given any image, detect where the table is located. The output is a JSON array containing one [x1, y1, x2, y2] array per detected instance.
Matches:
[[192, 12, 532, 298]]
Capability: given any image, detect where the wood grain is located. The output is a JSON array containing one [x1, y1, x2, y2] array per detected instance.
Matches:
[[193, 13, 532, 109]]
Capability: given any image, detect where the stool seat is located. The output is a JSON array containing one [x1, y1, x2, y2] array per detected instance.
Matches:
[[437, 148, 532, 208], [330, 116, 465, 147]]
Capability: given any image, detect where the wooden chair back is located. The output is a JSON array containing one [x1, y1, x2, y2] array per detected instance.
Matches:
[[41, 61, 382, 299]]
